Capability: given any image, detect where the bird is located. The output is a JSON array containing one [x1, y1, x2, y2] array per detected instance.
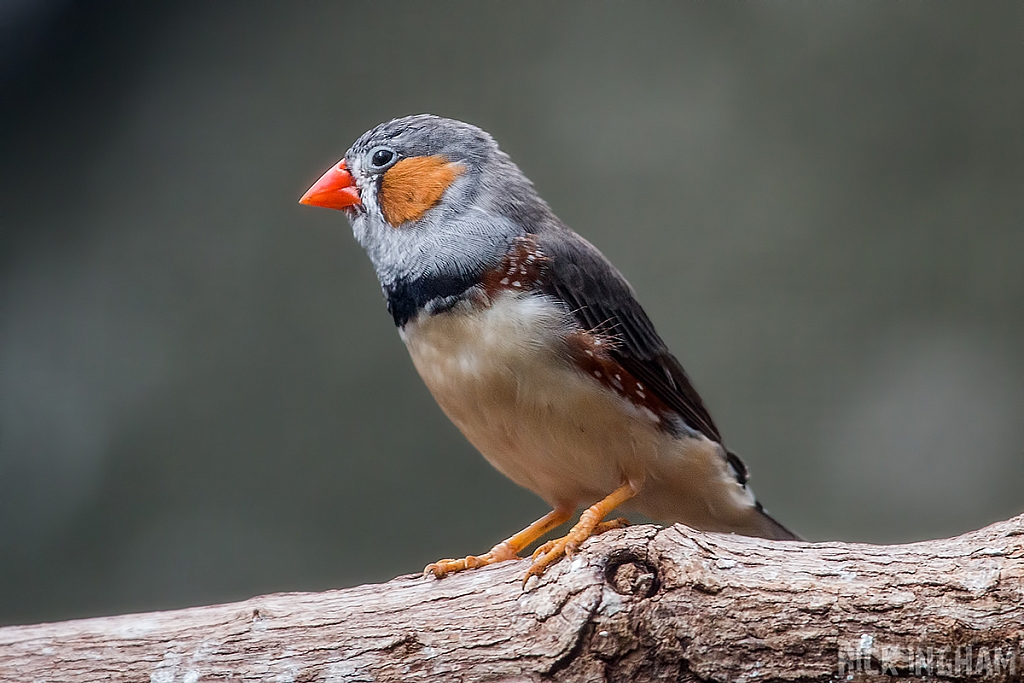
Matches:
[[299, 114, 799, 583]]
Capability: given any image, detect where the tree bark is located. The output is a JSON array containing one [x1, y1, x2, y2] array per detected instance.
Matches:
[[2, 516, 1023, 682]]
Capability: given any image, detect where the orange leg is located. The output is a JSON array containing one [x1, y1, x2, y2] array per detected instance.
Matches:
[[594, 518, 631, 535], [425, 507, 573, 579], [525, 482, 638, 584], [528, 517, 630, 560]]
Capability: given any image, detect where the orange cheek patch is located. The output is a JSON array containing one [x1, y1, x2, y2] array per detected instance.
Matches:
[[378, 155, 465, 227]]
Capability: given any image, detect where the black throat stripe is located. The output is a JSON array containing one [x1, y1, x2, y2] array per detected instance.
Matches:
[[384, 271, 480, 327]]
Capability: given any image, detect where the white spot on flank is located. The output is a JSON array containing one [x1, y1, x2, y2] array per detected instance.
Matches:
[[594, 371, 602, 378], [512, 281, 521, 287], [585, 349, 594, 357], [636, 391, 646, 399], [500, 278, 509, 285], [614, 374, 621, 381], [526, 255, 536, 262], [636, 383, 644, 390]]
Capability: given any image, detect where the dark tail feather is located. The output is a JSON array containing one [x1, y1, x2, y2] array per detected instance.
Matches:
[[724, 449, 802, 541], [752, 502, 803, 541]]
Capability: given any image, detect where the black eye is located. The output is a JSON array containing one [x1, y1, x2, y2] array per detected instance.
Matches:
[[370, 148, 395, 168]]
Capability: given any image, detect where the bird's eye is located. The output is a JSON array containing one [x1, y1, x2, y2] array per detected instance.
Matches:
[[370, 148, 396, 169]]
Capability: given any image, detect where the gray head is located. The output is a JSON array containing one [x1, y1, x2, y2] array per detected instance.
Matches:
[[301, 114, 553, 290]]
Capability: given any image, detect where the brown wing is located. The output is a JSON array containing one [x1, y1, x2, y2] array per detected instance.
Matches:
[[535, 229, 722, 443]]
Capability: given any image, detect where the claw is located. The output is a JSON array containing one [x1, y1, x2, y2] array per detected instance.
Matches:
[[424, 559, 459, 579], [423, 508, 572, 580], [594, 517, 630, 534], [521, 485, 637, 585], [531, 539, 557, 561]]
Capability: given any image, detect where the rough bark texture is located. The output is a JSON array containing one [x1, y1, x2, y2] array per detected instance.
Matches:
[[2, 516, 1023, 682]]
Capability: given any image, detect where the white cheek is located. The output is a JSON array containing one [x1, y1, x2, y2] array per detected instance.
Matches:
[[357, 175, 381, 218]]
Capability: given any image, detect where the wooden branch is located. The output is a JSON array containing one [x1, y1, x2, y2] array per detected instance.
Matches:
[[2, 515, 1023, 682]]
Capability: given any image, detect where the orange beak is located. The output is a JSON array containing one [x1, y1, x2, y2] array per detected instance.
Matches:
[[299, 159, 361, 209]]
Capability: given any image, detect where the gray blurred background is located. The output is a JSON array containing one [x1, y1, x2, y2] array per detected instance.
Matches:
[[1, 1, 1021, 627]]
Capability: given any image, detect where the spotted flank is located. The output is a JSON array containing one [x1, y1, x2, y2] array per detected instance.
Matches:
[[480, 235, 549, 295]]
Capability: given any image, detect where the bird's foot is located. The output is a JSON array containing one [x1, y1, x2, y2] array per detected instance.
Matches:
[[522, 481, 638, 584], [525, 516, 629, 583], [425, 541, 518, 579], [424, 507, 573, 579], [529, 517, 629, 562], [593, 517, 631, 535]]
